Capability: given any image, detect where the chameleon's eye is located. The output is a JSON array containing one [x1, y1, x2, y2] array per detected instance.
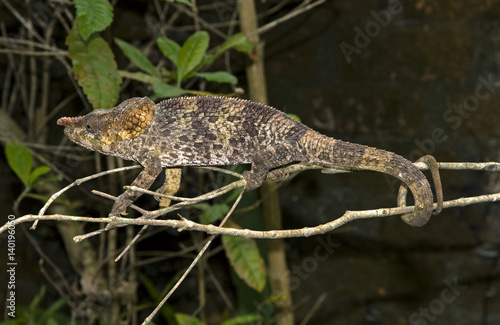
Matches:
[[84, 116, 100, 134]]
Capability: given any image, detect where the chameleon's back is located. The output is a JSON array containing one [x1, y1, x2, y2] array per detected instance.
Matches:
[[148, 96, 309, 167]]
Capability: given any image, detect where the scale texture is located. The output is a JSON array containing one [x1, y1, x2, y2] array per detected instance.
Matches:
[[57, 96, 435, 226]]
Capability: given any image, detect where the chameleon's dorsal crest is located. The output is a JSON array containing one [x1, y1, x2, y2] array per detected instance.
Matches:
[[118, 97, 155, 141]]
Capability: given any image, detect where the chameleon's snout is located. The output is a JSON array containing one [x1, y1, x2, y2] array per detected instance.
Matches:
[[57, 116, 85, 126]]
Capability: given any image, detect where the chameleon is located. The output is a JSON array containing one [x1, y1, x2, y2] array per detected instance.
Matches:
[[57, 96, 442, 226]]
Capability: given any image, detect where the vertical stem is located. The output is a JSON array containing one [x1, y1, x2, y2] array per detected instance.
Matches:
[[237, 0, 268, 104], [237, 1, 295, 324]]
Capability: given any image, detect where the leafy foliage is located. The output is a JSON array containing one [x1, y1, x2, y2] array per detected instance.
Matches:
[[66, 24, 120, 109], [176, 31, 210, 85], [115, 38, 160, 78], [74, 0, 113, 40], [0, 286, 69, 325], [138, 273, 178, 324], [222, 221, 267, 292], [5, 142, 59, 192], [196, 203, 230, 224], [67, 0, 252, 105], [117, 31, 253, 98]]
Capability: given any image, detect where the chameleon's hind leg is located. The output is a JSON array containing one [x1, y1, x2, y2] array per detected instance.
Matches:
[[243, 144, 295, 190], [155, 168, 182, 208]]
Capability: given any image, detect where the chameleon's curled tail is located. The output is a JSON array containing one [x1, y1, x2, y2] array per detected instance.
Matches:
[[299, 130, 434, 227]]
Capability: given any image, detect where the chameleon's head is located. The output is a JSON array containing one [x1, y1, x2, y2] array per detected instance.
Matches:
[[57, 97, 155, 157]]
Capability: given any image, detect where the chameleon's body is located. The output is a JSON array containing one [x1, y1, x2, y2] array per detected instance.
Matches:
[[58, 96, 437, 226]]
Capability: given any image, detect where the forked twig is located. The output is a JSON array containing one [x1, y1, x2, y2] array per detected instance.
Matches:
[[6, 190, 499, 239], [1, 161, 498, 238]]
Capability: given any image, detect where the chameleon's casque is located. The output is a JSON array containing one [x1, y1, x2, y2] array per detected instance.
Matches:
[[58, 96, 440, 226]]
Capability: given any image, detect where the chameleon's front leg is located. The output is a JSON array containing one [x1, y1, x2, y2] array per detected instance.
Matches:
[[110, 160, 163, 216]]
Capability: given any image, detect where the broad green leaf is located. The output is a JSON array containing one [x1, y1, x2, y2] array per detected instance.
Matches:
[[175, 313, 205, 325], [195, 71, 237, 84], [222, 221, 267, 292], [74, 0, 113, 40], [202, 34, 254, 66], [118, 70, 162, 84], [215, 33, 254, 56], [198, 203, 230, 224], [157, 37, 181, 65], [153, 83, 185, 98], [5, 141, 32, 186], [222, 314, 261, 325], [177, 31, 209, 83], [66, 24, 120, 109], [115, 38, 159, 77], [28, 166, 51, 186]]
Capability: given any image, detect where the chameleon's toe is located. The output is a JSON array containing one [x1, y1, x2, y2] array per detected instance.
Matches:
[[268, 168, 289, 183], [243, 171, 263, 190]]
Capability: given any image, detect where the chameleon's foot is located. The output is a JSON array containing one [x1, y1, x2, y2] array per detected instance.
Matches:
[[268, 168, 290, 183], [109, 198, 133, 217], [243, 170, 265, 190]]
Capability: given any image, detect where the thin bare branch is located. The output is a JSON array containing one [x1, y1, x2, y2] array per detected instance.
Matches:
[[1, 160, 495, 240], [141, 186, 246, 324], [257, 0, 327, 35], [31, 165, 142, 229], [5, 190, 499, 239]]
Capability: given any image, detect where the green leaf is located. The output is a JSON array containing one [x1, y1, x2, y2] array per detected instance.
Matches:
[[118, 70, 162, 84], [66, 24, 120, 109], [157, 37, 181, 65], [198, 203, 230, 224], [177, 31, 209, 83], [287, 113, 301, 122], [74, 0, 113, 40], [29, 285, 46, 311], [139, 273, 179, 325], [153, 83, 185, 98], [114, 38, 159, 77], [5, 141, 32, 186], [175, 313, 205, 325], [28, 166, 51, 186], [222, 314, 261, 325], [215, 33, 254, 56], [38, 298, 67, 324], [202, 33, 254, 66], [222, 222, 267, 292], [195, 71, 237, 84]]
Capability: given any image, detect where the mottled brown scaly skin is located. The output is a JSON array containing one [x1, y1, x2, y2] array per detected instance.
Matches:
[[57, 96, 434, 226]]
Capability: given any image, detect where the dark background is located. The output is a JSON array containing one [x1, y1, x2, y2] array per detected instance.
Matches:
[[1, 1, 500, 324]]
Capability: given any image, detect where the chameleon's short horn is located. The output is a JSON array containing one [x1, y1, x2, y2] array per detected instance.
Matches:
[[57, 116, 85, 126]]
